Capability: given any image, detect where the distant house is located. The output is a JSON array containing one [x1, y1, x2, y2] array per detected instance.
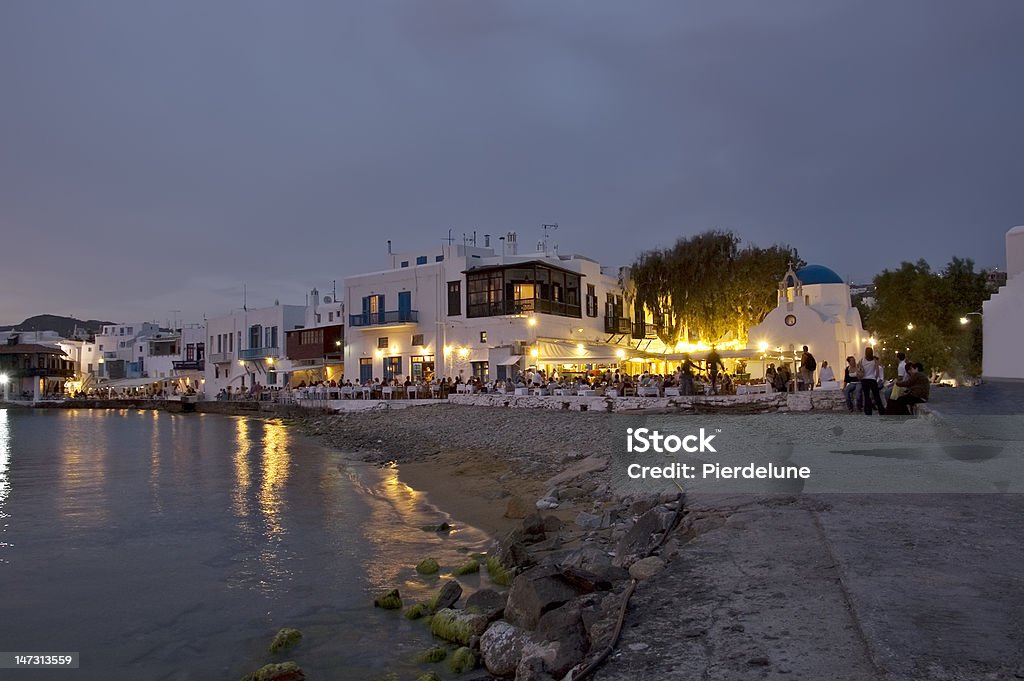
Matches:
[[0, 339, 75, 401]]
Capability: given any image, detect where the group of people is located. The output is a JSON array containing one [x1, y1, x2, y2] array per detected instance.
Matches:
[[843, 349, 930, 415]]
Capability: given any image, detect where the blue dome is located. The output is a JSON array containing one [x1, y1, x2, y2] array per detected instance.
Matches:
[[795, 265, 844, 285]]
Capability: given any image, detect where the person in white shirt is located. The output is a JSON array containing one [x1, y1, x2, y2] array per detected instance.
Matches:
[[818, 361, 835, 384], [858, 347, 884, 415]]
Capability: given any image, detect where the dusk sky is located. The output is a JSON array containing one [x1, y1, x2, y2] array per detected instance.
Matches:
[[2, 1, 1023, 325]]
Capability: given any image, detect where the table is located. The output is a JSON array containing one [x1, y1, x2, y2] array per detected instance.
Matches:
[[578, 389, 597, 397], [514, 387, 530, 396], [664, 387, 680, 397], [638, 387, 660, 397]]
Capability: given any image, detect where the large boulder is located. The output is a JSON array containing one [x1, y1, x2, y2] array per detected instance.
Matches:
[[430, 580, 463, 612], [533, 602, 589, 677], [465, 588, 507, 622], [629, 556, 666, 581], [505, 565, 604, 631], [240, 661, 305, 681], [480, 621, 531, 676], [429, 608, 489, 645], [613, 507, 676, 567], [504, 496, 532, 519]]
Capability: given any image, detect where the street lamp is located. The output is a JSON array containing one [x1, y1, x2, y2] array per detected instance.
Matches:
[[0, 373, 9, 402], [960, 311, 983, 325]]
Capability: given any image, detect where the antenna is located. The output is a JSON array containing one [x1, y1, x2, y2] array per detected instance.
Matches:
[[243, 285, 247, 312], [445, 229, 454, 245]]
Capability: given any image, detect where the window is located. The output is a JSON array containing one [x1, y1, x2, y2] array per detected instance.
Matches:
[[249, 324, 262, 350], [416, 255, 428, 265], [480, 331, 487, 343], [401, 261, 409, 268], [266, 371, 277, 386], [127, 327, 133, 335], [99, 344, 104, 351], [359, 357, 373, 383], [586, 284, 598, 317], [471, 361, 489, 381], [412, 334, 424, 346], [328, 312, 333, 322], [383, 356, 402, 381], [447, 281, 462, 316], [196, 343, 205, 361], [378, 337, 389, 349], [411, 355, 435, 381], [435, 255, 444, 262], [315, 313, 321, 323]]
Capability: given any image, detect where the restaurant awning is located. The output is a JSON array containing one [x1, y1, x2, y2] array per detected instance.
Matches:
[[495, 355, 523, 366], [284, 364, 326, 373], [535, 341, 625, 362]]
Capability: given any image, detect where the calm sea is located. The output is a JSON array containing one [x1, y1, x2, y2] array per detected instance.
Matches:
[[0, 409, 490, 680]]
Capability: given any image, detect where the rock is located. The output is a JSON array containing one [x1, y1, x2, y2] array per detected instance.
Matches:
[[533, 602, 589, 677], [628, 556, 666, 580], [545, 454, 609, 488], [404, 603, 429, 620], [430, 580, 463, 612], [448, 646, 477, 673], [542, 515, 563, 532], [628, 493, 662, 517], [515, 642, 560, 681], [505, 565, 598, 631], [418, 646, 447, 663], [421, 521, 452, 533], [429, 608, 489, 645], [504, 497, 532, 519], [268, 628, 302, 654], [455, 559, 480, 576], [415, 674, 442, 681], [521, 513, 547, 540], [465, 588, 507, 622], [495, 538, 531, 568], [416, 558, 440, 575], [575, 511, 602, 530], [613, 508, 676, 567], [240, 661, 305, 681], [559, 486, 585, 500], [480, 620, 531, 676], [373, 589, 402, 609], [535, 497, 559, 510]]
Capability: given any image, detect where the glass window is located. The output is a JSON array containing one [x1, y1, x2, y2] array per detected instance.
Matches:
[[416, 255, 428, 265], [401, 261, 409, 268], [447, 281, 462, 316], [378, 337, 389, 349], [480, 331, 487, 343], [383, 356, 402, 381]]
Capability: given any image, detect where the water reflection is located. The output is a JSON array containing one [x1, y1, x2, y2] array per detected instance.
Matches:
[[150, 409, 163, 515], [59, 410, 108, 527], [258, 420, 292, 586], [0, 410, 10, 562]]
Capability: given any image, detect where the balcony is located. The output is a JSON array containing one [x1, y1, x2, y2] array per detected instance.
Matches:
[[239, 346, 280, 360], [349, 310, 419, 328], [172, 360, 204, 372], [604, 317, 631, 334], [466, 299, 582, 319], [209, 352, 234, 364]]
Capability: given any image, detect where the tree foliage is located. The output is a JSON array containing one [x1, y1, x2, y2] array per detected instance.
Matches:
[[629, 231, 800, 345], [861, 257, 987, 377]]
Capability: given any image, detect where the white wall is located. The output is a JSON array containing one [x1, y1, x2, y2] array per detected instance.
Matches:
[[204, 304, 306, 395], [982, 226, 1024, 379]]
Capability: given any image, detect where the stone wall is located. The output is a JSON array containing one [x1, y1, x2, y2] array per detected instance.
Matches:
[[447, 390, 849, 414]]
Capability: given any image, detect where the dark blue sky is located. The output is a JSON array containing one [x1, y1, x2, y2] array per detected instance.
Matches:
[[2, 1, 1022, 324]]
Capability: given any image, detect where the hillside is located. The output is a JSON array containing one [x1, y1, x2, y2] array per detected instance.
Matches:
[[0, 314, 114, 337]]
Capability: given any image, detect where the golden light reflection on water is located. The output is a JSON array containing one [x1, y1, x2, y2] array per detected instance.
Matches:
[[0, 410, 10, 524], [149, 409, 162, 515], [358, 466, 429, 590], [59, 411, 108, 527], [231, 418, 294, 592], [233, 418, 252, 519]]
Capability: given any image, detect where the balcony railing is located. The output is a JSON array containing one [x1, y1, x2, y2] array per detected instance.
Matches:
[[604, 317, 631, 334], [239, 346, 280, 360], [209, 352, 234, 364], [466, 299, 582, 319], [349, 310, 419, 327], [172, 360, 204, 371]]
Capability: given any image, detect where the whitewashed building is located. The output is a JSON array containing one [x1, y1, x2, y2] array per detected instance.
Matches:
[[747, 265, 867, 379], [342, 232, 625, 384], [982, 226, 1024, 380], [204, 303, 306, 396], [94, 322, 161, 379]]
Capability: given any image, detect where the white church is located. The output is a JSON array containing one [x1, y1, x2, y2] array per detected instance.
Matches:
[[748, 264, 867, 381], [982, 226, 1024, 380]]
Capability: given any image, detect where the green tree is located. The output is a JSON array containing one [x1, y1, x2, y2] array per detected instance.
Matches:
[[862, 257, 988, 377], [629, 231, 800, 346]]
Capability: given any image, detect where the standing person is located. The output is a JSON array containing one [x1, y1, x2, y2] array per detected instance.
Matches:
[[799, 345, 816, 391], [680, 354, 696, 396], [843, 356, 861, 411], [858, 347, 884, 416], [706, 346, 724, 395], [818, 360, 835, 385]]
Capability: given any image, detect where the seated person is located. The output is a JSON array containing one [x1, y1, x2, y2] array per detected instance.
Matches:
[[887, 362, 930, 415]]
